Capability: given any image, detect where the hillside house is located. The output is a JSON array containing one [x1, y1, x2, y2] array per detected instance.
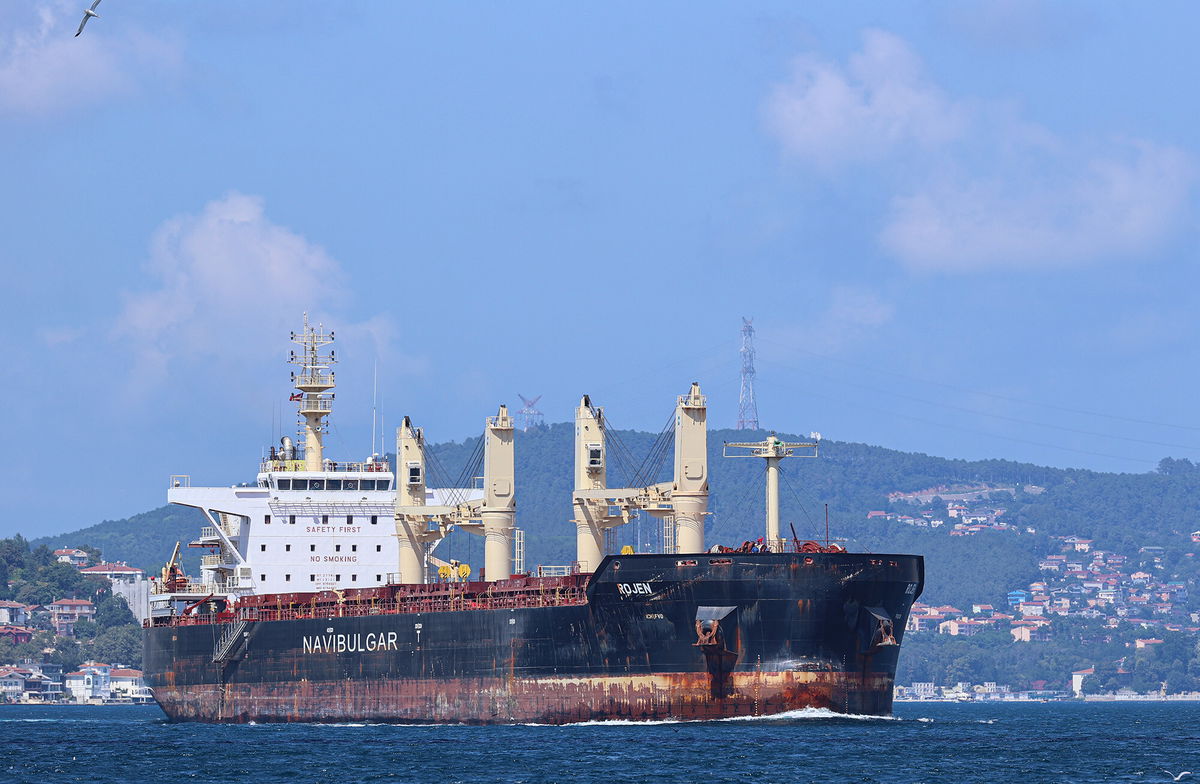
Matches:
[[0, 626, 35, 645], [108, 668, 150, 701], [53, 549, 89, 567], [0, 668, 30, 700], [1011, 625, 1051, 643], [65, 662, 112, 702], [939, 619, 989, 637], [48, 599, 94, 637], [0, 601, 30, 625], [80, 563, 145, 582], [1072, 667, 1094, 696]]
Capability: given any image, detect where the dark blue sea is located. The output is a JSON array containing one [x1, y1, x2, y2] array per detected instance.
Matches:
[[1, 702, 1196, 783]]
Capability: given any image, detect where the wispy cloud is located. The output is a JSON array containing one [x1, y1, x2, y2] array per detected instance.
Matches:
[[114, 192, 409, 386], [0, 1, 181, 118], [764, 29, 1197, 272], [763, 287, 895, 356]]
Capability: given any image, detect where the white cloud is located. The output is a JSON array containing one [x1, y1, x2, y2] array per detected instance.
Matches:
[[115, 192, 404, 385], [882, 142, 1196, 270], [764, 29, 966, 167], [764, 30, 1198, 271], [0, 1, 180, 118]]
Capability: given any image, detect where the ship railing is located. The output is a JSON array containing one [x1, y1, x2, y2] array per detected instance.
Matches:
[[298, 397, 333, 413], [260, 459, 392, 473], [199, 526, 218, 540], [147, 585, 589, 627], [294, 373, 334, 388], [150, 581, 224, 596]]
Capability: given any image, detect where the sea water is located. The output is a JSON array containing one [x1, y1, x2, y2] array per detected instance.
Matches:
[[0, 701, 1195, 783]]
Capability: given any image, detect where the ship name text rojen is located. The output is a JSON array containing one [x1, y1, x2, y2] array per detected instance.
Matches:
[[302, 632, 399, 654]]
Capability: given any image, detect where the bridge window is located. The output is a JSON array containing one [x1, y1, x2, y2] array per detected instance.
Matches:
[[326, 479, 343, 491], [321, 515, 328, 525], [351, 575, 358, 582], [351, 545, 357, 552], [288, 515, 296, 525], [344, 479, 358, 491], [335, 545, 342, 552], [264, 515, 270, 525], [310, 575, 315, 582], [376, 545, 382, 552], [309, 480, 324, 491], [291, 480, 307, 491], [346, 516, 353, 525], [260, 574, 265, 582], [285, 574, 291, 582], [260, 544, 266, 552], [310, 545, 316, 552], [277, 479, 291, 490], [370, 516, 378, 525], [285, 544, 291, 552]]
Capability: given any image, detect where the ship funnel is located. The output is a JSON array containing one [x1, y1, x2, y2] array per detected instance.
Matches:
[[280, 436, 295, 461]]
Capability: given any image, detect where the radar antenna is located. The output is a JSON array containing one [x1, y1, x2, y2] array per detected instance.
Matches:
[[289, 313, 336, 471]]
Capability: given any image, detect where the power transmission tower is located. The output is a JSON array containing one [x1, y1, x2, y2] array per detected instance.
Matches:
[[737, 317, 759, 430], [517, 394, 544, 431]]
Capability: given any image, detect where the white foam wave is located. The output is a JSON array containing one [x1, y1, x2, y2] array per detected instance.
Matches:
[[722, 707, 899, 722], [531, 707, 901, 727]]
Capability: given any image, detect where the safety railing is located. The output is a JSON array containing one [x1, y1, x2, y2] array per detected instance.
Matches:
[[146, 585, 589, 628]]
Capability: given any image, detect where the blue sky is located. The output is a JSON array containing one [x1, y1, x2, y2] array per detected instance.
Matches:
[[2, 1, 1199, 538]]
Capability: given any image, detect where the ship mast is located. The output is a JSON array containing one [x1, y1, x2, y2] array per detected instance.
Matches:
[[289, 314, 335, 471], [723, 434, 819, 552]]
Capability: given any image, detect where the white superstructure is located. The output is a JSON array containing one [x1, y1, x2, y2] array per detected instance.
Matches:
[[154, 316, 480, 613]]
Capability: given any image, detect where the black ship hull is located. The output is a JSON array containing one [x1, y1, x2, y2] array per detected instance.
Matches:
[[143, 552, 923, 723]]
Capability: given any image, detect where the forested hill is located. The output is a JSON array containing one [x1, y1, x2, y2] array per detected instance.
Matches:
[[29, 424, 1200, 610]]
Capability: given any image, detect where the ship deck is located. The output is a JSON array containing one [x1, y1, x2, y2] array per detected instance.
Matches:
[[145, 573, 591, 629]]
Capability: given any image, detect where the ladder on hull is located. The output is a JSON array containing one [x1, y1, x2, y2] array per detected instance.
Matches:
[[213, 619, 252, 663]]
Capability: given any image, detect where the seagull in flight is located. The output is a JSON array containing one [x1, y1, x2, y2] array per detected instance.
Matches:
[[1163, 771, 1193, 782], [75, 0, 102, 37]]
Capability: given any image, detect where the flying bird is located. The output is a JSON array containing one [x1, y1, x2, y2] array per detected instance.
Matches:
[[1163, 771, 1193, 782], [75, 0, 102, 37]]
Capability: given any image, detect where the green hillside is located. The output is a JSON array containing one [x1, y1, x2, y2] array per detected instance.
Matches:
[[28, 424, 1200, 612], [32, 505, 205, 575]]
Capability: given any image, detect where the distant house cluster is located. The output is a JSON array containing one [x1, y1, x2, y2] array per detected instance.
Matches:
[[895, 680, 1062, 702], [906, 534, 1198, 644], [868, 484, 1038, 537], [0, 659, 149, 704]]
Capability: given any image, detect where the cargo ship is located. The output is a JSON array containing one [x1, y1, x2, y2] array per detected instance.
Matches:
[[143, 317, 924, 723]]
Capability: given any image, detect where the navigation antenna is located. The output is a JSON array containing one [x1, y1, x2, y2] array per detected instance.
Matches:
[[289, 313, 336, 471], [517, 394, 544, 432], [724, 433, 819, 552], [737, 317, 759, 430]]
